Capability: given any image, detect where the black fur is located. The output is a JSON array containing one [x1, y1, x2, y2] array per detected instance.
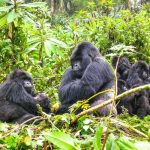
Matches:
[[0, 69, 50, 123], [57, 42, 117, 116], [112, 56, 131, 81], [126, 61, 150, 118]]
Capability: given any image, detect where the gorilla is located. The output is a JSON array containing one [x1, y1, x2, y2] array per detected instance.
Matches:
[[126, 61, 150, 118], [111, 56, 131, 81], [117, 79, 135, 114], [126, 61, 149, 87], [0, 69, 50, 124], [57, 41, 117, 116]]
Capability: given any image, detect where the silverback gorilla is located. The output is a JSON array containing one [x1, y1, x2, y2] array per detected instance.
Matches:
[[57, 42, 117, 116], [0, 69, 50, 124]]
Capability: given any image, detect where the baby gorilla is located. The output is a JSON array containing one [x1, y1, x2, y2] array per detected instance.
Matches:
[[57, 41, 117, 116], [0, 69, 50, 124]]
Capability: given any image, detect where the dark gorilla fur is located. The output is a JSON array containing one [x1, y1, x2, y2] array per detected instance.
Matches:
[[111, 56, 131, 81], [126, 61, 150, 118], [57, 41, 117, 116], [117, 79, 135, 114], [0, 69, 50, 124]]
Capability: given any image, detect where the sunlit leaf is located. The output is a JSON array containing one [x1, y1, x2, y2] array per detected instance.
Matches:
[[44, 40, 55, 56], [43, 131, 80, 150], [7, 10, 18, 24], [19, 2, 46, 8], [26, 42, 40, 53], [0, 6, 13, 12], [48, 38, 68, 48], [93, 126, 103, 150], [0, 14, 8, 28]]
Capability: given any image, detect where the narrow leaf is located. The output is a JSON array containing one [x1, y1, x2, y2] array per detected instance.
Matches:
[[19, 2, 46, 8], [93, 126, 103, 150], [48, 38, 68, 48]]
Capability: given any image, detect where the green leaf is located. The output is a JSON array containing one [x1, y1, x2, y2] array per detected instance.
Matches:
[[7, 10, 18, 24], [48, 38, 68, 48], [93, 126, 103, 150], [105, 134, 116, 150], [44, 40, 55, 56], [117, 136, 137, 150], [43, 131, 80, 150], [0, 14, 8, 28], [0, 6, 13, 12], [26, 42, 40, 53], [19, 2, 46, 8]]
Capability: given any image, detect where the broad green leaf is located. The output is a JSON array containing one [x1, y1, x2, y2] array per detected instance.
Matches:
[[44, 40, 55, 56], [0, 14, 8, 28], [19, 2, 46, 8], [26, 42, 40, 53], [93, 126, 103, 150], [7, 10, 18, 24], [0, 6, 13, 12], [105, 134, 116, 150], [48, 38, 68, 48], [117, 137, 137, 150], [43, 131, 80, 150]]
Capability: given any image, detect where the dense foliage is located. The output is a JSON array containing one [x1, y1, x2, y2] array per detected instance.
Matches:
[[0, 0, 150, 149]]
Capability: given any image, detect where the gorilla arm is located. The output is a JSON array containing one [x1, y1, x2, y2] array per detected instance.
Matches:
[[8, 84, 39, 115]]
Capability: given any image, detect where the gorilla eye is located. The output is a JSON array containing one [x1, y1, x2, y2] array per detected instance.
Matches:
[[88, 54, 92, 58]]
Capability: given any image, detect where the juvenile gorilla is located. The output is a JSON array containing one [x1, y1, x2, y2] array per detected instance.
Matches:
[[57, 42, 117, 116], [111, 56, 131, 81], [126, 61, 150, 118], [0, 69, 50, 123]]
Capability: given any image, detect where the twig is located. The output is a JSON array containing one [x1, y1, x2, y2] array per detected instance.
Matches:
[[110, 118, 148, 138], [71, 84, 150, 124], [102, 57, 121, 150], [2, 116, 42, 138]]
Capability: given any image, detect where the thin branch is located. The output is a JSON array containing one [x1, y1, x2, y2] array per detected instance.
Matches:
[[71, 84, 150, 124], [110, 118, 148, 138]]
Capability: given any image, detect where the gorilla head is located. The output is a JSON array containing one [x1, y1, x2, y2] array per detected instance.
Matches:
[[111, 56, 131, 80], [70, 42, 102, 77], [131, 61, 149, 80], [8, 69, 34, 95]]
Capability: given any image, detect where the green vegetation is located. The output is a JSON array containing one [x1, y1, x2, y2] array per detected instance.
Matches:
[[0, 0, 150, 149]]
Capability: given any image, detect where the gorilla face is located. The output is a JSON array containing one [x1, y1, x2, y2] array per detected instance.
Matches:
[[70, 43, 95, 77], [131, 61, 149, 80], [8, 69, 34, 95], [118, 57, 131, 72], [23, 80, 34, 95]]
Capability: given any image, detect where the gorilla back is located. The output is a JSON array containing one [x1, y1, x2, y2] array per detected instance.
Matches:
[[58, 42, 117, 116]]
